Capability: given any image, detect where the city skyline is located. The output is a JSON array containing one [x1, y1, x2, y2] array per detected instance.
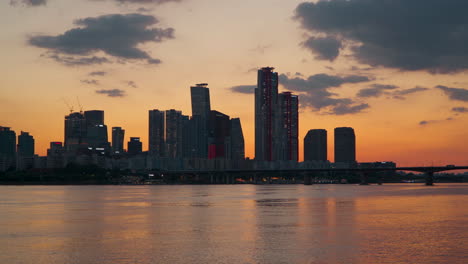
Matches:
[[1, 0, 468, 166]]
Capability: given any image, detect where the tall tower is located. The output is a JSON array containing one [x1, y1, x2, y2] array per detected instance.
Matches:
[[165, 109, 184, 159], [149, 109, 165, 157], [84, 110, 109, 153], [230, 118, 245, 160], [190, 84, 211, 118], [334, 127, 356, 163], [111, 127, 125, 154], [64, 112, 87, 152], [255, 67, 279, 161], [277, 92, 299, 161], [190, 84, 211, 158], [17, 131, 34, 157], [304, 129, 327, 162], [208, 110, 231, 159], [0, 127, 16, 171]]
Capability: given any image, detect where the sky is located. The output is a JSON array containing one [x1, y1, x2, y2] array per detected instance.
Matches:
[[1, 0, 468, 166]]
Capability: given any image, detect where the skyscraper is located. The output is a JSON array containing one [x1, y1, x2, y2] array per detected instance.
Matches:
[[208, 110, 231, 159], [127, 137, 142, 156], [190, 84, 211, 158], [84, 110, 104, 127], [191, 84, 211, 118], [149, 109, 165, 157], [84, 110, 110, 153], [47, 142, 64, 168], [64, 112, 87, 152], [230, 118, 245, 160], [255, 67, 279, 161], [165, 109, 184, 159], [17, 131, 34, 157], [304, 129, 327, 162], [276, 92, 299, 161], [334, 127, 356, 163], [111, 127, 125, 154], [0, 127, 16, 171]]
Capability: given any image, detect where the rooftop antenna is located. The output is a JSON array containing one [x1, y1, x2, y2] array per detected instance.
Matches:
[[62, 97, 74, 114], [76, 96, 83, 114]]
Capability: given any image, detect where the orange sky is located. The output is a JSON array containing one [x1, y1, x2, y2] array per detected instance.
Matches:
[[1, 0, 467, 166]]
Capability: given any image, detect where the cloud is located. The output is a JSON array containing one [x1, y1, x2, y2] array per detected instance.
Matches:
[[230, 85, 256, 94], [42, 53, 111, 66], [279, 73, 371, 115], [112, 0, 182, 4], [81, 79, 100, 85], [295, 0, 468, 73], [393, 86, 429, 96], [419, 117, 455, 126], [125, 80, 138, 88], [89, 71, 107, 76], [10, 0, 46, 6], [452, 107, 468, 113], [302, 36, 342, 61], [95, 89, 126, 97], [357, 84, 398, 98], [250, 44, 272, 55], [29, 13, 174, 65], [436, 85, 468, 102]]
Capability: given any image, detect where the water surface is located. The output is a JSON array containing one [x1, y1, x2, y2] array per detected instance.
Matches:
[[1, 184, 467, 263]]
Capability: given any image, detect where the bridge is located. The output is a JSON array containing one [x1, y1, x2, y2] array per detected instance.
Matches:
[[157, 166, 468, 186]]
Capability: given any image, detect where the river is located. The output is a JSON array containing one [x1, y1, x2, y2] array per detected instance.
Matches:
[[1, 184, 467, 263]]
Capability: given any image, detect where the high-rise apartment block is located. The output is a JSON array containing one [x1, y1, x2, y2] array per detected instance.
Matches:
[[277, 92, 299, 161], [149, 110, 165, 157], [111, 127, 125, 154], [127, 137, 142, 156], [334, 127, 356, 163], [304, 129, 327, 162]]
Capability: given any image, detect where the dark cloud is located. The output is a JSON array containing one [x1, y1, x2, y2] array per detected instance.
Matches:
[[42, 53, 111, 66], [95, 89, 126, 97], [29, 13, 174, 65], [112, 0, 182, 4], [125, 81, 138, 88], [10, 0, 46, 6], [419, 118, 455, 126], [330, 103, 370, 115], [295, 0, 468, 73], [279, 73, 370, 91], [81, 79, 100, 85], [393, 86, 429, 96], [357, 84, 398, 98], [230, 85, 256, 94], [89, 71, 107, 76], [436, 85, 468, 102], [302, 36, 342, 61], [280, 73, 371, 115], [452, 107, 468, 113]]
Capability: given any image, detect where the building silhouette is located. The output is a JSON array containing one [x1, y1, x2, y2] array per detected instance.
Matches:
[[334, 127, 356, 163], [276, 92, 299, 161], [84, 110, 110, 154], [165, 109, 185, 159], [47, 142, 64, 168], [190, 84, 211, 158], [149, 110, 165, 157], [0, 127, 16, 171], [208, 110, 231, 159], [304, 129, 327, 162], [17, 131, 34, 157], [112, 127, 125, 154], [127, 137, 142, 156], [230, 118, 245, 160], [64, 112, 87, 153], [255, 67, 279, 161]]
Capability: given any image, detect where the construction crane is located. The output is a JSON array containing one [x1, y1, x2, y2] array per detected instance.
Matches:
[[76, 97, 84, 113], [62, 98, 74, 114]]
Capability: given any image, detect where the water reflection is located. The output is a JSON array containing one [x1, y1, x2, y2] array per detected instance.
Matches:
[[0, 184, 467, 264]]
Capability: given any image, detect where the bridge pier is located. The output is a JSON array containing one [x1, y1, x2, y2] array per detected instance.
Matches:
[[360, 172, 369, 185], [425, 171, 434, 186], [303, 172, 312, 185]]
